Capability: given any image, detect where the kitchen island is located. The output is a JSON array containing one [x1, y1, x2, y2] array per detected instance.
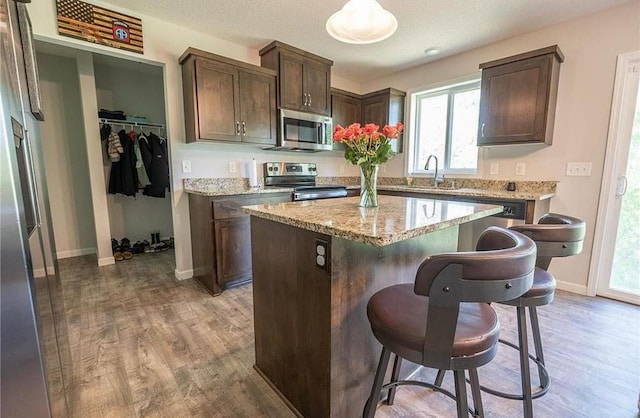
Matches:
[[242, 195, 502, 418]]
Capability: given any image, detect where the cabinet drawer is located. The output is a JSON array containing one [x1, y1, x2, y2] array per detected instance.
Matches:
[[211, 193, 291, 219]]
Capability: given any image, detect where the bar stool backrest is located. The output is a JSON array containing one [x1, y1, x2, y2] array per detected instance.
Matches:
[[511, 213, 586, 270]]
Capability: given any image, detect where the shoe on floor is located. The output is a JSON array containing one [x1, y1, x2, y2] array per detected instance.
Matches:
[[112, 238, 123, 261], [120, 238, 133, 260]]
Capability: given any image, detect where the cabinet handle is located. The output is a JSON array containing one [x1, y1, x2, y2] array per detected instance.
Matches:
[[242, 122, 246, 135], [236, 121, 240, 135], [308, 94, 311, 107], [303, 93, 308, 106], [481, 123, 485, 137]]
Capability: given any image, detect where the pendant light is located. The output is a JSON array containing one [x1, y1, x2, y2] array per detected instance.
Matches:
[[326, 0, 398, 44]]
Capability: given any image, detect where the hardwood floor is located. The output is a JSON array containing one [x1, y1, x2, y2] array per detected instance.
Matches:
[[46, 251, 639, 417]]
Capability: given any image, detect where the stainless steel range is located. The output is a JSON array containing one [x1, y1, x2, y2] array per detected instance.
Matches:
[[263, 162, 348, 201]]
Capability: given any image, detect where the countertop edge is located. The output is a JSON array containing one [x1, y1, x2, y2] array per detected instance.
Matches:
[[184, 186, 293, 197], [242, 203, 503, 247], [377, 185, 555, 201]]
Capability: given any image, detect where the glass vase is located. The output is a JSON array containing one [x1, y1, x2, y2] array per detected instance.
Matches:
[[358, 164, 380, 207]]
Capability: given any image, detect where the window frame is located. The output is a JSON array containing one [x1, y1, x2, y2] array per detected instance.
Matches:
[[405, 76, 481, 177]]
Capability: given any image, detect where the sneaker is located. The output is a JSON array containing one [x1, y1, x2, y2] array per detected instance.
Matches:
[[120, 238, 133, 260], [112, 238, 123, 261]]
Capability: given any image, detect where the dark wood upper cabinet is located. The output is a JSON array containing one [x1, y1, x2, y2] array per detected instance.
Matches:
[[330, 88, 361, 151], [260, 41, 333, 116], [180, 48, 277, 145], [330, 87, 406, 153], [477, 45, 563, 146]]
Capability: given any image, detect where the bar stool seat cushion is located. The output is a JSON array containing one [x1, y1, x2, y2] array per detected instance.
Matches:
[[523, 267, 556, 298], [502, 267, 556, 307], [367, 283, 499, 360]]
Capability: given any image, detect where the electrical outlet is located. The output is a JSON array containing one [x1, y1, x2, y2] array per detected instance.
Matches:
[[340, 165, 345, 174], [229, 161, 236, 173], [490, 163, 499, 175], [181, 160, 192, 173], [381, 165, 387, 173], [515, 162, 526, 176], [315, 239, 330, 273], [566, 162, 592, 177]]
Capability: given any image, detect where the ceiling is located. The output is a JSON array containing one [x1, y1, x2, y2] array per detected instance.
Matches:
[[99, 0, 633, 81]]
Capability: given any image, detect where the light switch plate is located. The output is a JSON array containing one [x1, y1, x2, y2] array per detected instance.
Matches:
[[515, 162, 526, 176], [229, 161, 236, 173], [566, 162, 592, 177], [490, 163, 499, 175], [181, 160, 192, 173]]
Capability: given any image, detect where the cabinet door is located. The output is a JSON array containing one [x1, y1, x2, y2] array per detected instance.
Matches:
[[478, 55, 552, 145], [239, 69, 277, 145], [304, 60, 331, 116], [195, 58, 241, 141], [362, 91, 404, 153], [280, 52, 305, 111], [361, 94, 389, 127], [214, 217, 253, 285], [331, 92, 361, 150]]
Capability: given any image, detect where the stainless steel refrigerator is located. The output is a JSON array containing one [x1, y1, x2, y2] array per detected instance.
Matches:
[[2, 0, 62, 416]]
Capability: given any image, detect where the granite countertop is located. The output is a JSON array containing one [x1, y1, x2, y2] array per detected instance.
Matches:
[[376, 185, 555, 201], [184, 178, 556, 200], [183, 178, 292, 196], [241, 195, 503, 246]]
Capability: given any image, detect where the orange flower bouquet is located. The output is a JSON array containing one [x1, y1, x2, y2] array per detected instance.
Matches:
[[333, 122, 403, 207]]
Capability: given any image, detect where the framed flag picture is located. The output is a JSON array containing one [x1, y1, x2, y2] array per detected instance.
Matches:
[[56, 0, 143, 54]]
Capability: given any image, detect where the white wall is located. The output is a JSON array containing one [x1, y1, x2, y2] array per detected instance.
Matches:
[[362, 2, 640, 292], [94, 59, 173, 242], [37, 52, 96, 259]]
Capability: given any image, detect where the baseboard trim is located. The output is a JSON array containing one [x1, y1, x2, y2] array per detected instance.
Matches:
[[98, 256, 115, 266], [56, 247, 96, 259], [556, 280, 588, 295], [175, 269, 193, 280]]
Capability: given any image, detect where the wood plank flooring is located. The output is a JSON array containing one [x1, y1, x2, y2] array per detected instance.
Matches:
[[45, 251, 640, 417]]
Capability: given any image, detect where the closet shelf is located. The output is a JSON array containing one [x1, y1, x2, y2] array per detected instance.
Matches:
[[99, 118, 166, 129]]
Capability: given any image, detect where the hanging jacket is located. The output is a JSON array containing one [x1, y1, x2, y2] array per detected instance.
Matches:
[[107, 130, 123, 162], [141, 132, 169, 198], [108, 130, 138, 196], [134, 133, 151, 187]]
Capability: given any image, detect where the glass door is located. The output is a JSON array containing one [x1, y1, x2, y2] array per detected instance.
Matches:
[[591, 52, 640, 305]]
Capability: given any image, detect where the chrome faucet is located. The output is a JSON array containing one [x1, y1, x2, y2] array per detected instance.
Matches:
[[424, 154, 442, 187]]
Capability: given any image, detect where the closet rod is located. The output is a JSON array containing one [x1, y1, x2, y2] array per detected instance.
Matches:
[[99, 118, 166, 129]]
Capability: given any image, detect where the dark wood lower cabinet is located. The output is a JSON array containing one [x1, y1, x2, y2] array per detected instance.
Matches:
[[188, 192, 291, 295], [214, 217, 252, 286]]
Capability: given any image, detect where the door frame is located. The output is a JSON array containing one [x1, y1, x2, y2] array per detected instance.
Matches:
[[587, 51, 640, 304]]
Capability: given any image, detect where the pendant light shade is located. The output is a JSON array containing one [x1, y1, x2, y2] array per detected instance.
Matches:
[[326, 0, 398, 44]]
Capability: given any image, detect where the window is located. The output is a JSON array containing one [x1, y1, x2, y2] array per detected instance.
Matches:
[[408, 80, 481, 175]]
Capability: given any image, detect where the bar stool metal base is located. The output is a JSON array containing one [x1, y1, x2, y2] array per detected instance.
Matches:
[[364, 380, 481, 418], [434, 306, 550, 418], [478, 338, 551, 401], [364, 349, 486, 418]]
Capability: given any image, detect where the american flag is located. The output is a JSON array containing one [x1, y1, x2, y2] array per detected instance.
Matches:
[[56, 0, 143, 54]]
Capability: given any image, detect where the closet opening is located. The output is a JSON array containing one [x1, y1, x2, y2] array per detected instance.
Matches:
[[35, 41, 175, 270]]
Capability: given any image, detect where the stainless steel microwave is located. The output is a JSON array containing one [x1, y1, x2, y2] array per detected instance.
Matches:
[[275, 109, 333, 152]]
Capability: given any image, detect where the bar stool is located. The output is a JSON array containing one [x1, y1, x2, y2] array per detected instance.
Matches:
[[363, 226, 537, 418], [472, 213, 585, 417]]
